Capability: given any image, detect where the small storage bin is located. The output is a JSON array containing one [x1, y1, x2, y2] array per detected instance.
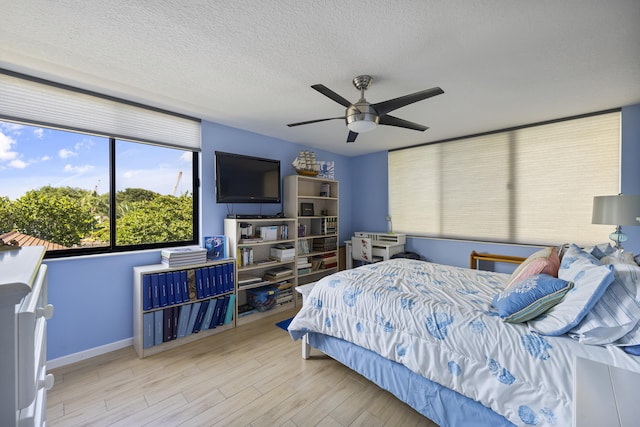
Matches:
[[247, 286, 278, 312]]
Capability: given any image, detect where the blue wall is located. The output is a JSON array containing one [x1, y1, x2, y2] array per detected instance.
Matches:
[[46, 121, 352, 361], [46, 103, 640, 361]]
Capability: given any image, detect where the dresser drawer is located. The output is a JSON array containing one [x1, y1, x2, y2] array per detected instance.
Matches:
[[16, 265, 53, 410]]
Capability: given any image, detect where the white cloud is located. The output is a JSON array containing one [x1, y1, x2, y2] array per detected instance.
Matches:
[[0, 132, 18, 161], [41, 155, 51, 161], [180, 152, 191, 162], [58, 148, 76, 159], [9, 159, 28, 169], [0, 122, 24, 133], [64, 164, 94, 174], [33, 128, 44, 139]]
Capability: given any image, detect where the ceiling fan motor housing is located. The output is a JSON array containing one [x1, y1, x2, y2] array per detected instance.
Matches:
[[346, 102, 379, 132]]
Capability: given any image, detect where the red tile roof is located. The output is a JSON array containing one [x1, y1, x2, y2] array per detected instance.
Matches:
[[0, 231, 67, 250]]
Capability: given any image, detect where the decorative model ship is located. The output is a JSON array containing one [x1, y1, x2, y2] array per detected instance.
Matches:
[[292, 150, 319, 176]]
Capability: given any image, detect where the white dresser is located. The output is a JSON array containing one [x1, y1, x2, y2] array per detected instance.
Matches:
[[0, 246, 54, 426]]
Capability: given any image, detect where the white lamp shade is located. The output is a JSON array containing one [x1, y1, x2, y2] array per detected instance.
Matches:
[[592, 195, 640, 225]]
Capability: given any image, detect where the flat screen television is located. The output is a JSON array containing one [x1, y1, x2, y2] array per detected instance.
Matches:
[[215, 151, 281, 203]]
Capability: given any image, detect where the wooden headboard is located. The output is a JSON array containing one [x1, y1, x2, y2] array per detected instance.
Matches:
[[469, 250, 527, 270]]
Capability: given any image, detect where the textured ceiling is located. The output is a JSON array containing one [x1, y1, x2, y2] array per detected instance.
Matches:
[[1, 0, 639, 156]]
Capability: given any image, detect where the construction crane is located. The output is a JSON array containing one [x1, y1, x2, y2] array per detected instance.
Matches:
[[172, 171, 183, 196]]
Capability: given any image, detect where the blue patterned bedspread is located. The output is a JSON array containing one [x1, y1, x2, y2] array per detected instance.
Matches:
[[288, 259, 640, 426]]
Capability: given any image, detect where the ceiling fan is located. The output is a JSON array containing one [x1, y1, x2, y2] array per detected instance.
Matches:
[[287, 75, 444, 143]]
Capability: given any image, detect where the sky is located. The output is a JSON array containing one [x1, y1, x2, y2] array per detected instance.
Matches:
[[0, 120, 193, 200]]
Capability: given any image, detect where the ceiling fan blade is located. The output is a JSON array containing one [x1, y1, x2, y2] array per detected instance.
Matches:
[[372, 87, 444, 116], [287, 117, 345, 127], [347, 131, 358, 143], [379, 114, 428, 132], [311, 84, 353, 108]]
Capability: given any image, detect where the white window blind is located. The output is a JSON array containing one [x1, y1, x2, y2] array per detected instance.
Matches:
[[389, 111, 621, 246], [0, 70, 201, 151]]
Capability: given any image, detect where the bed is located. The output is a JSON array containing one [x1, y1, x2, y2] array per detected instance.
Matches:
[[288, 245, 640, 426]]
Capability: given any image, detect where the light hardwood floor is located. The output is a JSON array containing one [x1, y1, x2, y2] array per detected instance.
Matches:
[[46, 308, 437, 427]]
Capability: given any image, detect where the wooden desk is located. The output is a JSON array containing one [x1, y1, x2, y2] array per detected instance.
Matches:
[[345, 232, 406, 269]]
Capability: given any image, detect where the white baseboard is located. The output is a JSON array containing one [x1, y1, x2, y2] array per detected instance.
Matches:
[[47, 338, 132, 369]]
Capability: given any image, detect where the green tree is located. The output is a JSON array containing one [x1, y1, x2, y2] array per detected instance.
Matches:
[[0, 196, 14, 234], [12, 188, 97, 247], [115, 193, 193, 245]]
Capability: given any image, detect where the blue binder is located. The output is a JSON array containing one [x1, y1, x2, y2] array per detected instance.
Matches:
[[176, 304, 191, 338], [154, 310, 163, 345], [215, 265, 224, 294], [210, 297, 223, 328], [166, 271, 175, 305], [203, 267, 211, 297], [185, 302, 201, 336], [159, 273, 168, 307], [201, 299, 217, 331], [180, 271, 189, 301], [218, 295, 230, 327], [172, 306, 179, 340], [143, 312, 154, 348], [173, 271, 183, 304], [142, 274, 153, 310], [224, 294, 236, 324], [195, 268, 204, 300], [151, 274, 160, 308], [208, 267, 217, 296], [192, 300, 209, 333], [223, 263, 234, 293]]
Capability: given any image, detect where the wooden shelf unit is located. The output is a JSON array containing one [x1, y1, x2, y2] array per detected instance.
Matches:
[[133, 259, 235, 358]]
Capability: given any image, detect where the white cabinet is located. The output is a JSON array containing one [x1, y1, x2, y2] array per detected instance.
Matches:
[[0, 246, 54, 427], [284, 175, 339, 286], [225, 218, 297, 325]]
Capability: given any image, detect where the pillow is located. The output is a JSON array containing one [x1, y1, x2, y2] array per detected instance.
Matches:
[[492, 274, 573, 323], [584, 243, 615, 260], [505, 247, 560, 289], [600, 249, 637, 266], [622, 345, 640, 356], [528, 244, 615, 336], [568, 262, 640, 344]]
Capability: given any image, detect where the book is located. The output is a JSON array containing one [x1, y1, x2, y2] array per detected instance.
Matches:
[[172, 306, 179, 340], [159, 273, 168, 307], [154, 310, 163, 345], [203, 235, 227, 260], [218, 295, 230, 326], [173, 271, 183, 304], [163, 307, 173, 342], [185, 302, 201, 336], [211, 298, 224, 327], [201, 299, 217, 331], [143, 312, 154, 349], [224, 294, 236, 324], [192, 300, 209, 333], [264, 266, 293, 278], [176, 304, 192, 338], [180, 270, 189, 301], [151, 273, 160, 308], [142, 275, 152, 310], [166, 271, 175, 305]]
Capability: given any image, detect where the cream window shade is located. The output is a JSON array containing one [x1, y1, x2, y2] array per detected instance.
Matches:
[[389, 111, 620, 246], [0, 70, 201, 151]]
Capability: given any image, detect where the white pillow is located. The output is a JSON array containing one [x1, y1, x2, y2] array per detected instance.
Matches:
[[528, 244, 615, 336], [569, 262, 640, 344]]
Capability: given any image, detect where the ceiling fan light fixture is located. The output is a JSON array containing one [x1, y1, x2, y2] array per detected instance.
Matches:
[[347, 120, 377, 133]]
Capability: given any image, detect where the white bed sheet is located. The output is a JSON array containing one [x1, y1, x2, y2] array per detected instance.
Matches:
[[288, 259, 640, 426]]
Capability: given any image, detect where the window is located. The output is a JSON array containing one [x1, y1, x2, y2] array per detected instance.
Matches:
[[389, 111, 620, 246], [0, 70, 200, 257]]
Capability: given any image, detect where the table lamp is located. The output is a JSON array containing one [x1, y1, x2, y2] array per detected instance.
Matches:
[[592, 194, 640, 249]]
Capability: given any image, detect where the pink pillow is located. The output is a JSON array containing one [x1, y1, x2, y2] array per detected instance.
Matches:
[[505, 247, 560, 289]]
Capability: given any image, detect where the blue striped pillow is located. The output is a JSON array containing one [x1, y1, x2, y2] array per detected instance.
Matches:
[[492, 274, 574, 323]]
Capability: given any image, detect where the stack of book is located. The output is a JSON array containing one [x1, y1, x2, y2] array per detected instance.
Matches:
[[237, 273, 270, 289], [313, 253, 337, 269], [298, 240, 311, 255], [264, 266, 293, 280], [313, 236, 337, 252], [297, 256, 312, 275], [273, 281, 294, 307], [161, 247, 207, 267], [270, 244, 295, 262]]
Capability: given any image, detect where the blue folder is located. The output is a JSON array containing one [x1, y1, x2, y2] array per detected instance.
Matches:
[[143, 312, 154, 348], [166, 271, 175, 305], [159, 273, 168, 307], [173, 271, 183, 304], [142, 274, 153, 310], [151, 274, 160, 308], [154, 310, 163, 345], [185, 302, 201, 336], [176, 304, 192, 338]]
